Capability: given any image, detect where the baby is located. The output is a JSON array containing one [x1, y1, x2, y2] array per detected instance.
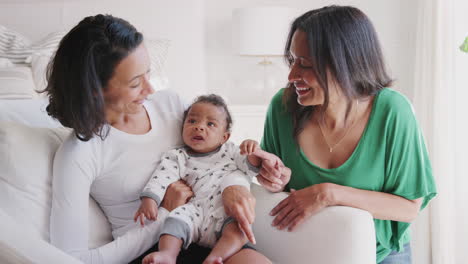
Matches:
[[134, 94, 271, 264]]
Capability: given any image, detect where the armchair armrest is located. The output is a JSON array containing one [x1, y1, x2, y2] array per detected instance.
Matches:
[[0, 209, 82, 264], [251, 183, 376, 264]]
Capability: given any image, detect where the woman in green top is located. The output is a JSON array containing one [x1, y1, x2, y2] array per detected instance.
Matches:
[[257, 5, 437, 263]]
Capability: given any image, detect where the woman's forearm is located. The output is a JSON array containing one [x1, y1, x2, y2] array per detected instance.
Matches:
[[327, 183, 422, 222]]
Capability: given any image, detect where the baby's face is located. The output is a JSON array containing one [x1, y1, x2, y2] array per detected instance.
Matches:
[[182, 102, 230, 153]]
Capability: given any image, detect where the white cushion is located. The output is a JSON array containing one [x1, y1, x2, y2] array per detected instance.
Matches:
[[0, 209, 83, 264], [0, 98, 60, 127], [0, 122, 71, 240], [251, 183, 376, 264], [30, 53, 49, 94], [0, 67, 36, 99], [0, 122, 113, 248], [145, 39, 170, 91]]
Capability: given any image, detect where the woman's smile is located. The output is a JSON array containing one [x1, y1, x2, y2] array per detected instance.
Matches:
[[295, 82, 312, 97], [296, 87, 311, 96]]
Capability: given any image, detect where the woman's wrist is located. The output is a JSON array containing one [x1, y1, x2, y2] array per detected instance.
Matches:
[[222, 185, 255, 217], [320, 182, 339, 206], [159, 198, 175, 211]]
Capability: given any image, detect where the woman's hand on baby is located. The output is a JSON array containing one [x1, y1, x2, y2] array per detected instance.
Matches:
[[222, 186, 256, 244], [270, 183, 332, 231], [134, 197, 158, 227], [160, 180, 194, 211]]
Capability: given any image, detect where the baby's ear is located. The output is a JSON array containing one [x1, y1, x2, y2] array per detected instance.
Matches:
[[223, 131, 231, 143]]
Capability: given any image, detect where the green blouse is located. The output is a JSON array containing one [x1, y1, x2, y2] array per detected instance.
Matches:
[[260, 88, 437, 263]]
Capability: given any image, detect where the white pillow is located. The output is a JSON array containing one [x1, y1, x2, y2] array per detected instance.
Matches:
[[0, 25, 31, 64], [26, 32, 65, 94], [24, 31, 65, 63], [0, 58, 14, 68], [0, 122, 113, 248], [0, 25, 64, 65], [0, 66, 36, 99], [30, 53, 50, 94], [29, 38, 171, 95], [145, 39, 170, 91]]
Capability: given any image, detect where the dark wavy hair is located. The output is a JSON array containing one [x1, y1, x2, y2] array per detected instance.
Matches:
[[183, 94, 233, 132], [283, 5, 393, 142], [43, 14, 144, 141]]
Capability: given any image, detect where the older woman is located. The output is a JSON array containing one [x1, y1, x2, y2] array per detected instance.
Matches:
[[257, 6, 437, 264], [46, 14, 266, 264]]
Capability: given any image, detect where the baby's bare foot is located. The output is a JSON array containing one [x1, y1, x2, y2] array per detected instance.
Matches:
[[203, 255, 223, 264], [142, 251, 176, 264]]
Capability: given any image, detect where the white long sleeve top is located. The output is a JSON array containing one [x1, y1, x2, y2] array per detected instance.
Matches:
[[50, 90, 251, 264]]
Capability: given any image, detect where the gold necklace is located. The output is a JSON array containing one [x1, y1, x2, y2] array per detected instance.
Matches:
[[317, 100, 359, 153]]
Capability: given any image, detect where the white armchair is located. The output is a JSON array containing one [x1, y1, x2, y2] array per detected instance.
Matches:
[[0, 183, 375, 264], [0, 185, 375, 264], [251, 183, 376, 264]]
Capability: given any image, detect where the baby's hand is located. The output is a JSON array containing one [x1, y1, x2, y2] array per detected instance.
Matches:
[[240, 139, 259, 155], [133, 197, 159, 227]]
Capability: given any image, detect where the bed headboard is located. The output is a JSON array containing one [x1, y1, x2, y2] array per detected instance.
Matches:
[[0, 0, 207, 101]]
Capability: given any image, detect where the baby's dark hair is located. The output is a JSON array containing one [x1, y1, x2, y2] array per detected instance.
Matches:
[[183, 94, 233, 132]]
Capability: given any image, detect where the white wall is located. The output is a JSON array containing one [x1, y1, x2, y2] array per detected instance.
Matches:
[[0, 0, 418, 104], [204, 0, 418, 105], [454, 1, 468, 263], [0, 0, 206, 101]]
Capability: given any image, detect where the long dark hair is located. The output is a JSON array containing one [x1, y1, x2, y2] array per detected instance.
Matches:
[[44, 14, 144, 141], [283, 5, 393, 142]]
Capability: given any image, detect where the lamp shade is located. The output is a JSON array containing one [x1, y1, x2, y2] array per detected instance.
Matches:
[[233, 7, 297, 56]]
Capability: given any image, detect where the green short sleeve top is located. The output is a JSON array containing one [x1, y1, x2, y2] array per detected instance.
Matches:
[[260, 88, 437, 263]]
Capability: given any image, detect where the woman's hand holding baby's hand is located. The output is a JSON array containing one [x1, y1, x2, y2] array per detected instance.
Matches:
[[252, 150, 291, 193], [240, 140, 291, 192], [240, 139, 263, 167], [134, 197, 158, 227], [240, 139, 259, 155], [258, 159, 291, 192]]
